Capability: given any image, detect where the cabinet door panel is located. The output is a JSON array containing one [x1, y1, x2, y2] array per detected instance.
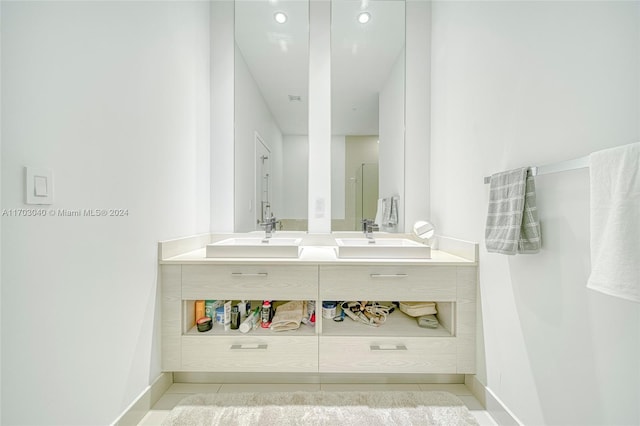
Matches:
[[319, 336, 456, 373], [181, 336, 318, 372], [319, 266, 456, 300], [182, 265, 317, 299]]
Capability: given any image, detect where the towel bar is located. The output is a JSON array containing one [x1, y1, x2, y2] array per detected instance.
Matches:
[[483, 155, 590, 184]]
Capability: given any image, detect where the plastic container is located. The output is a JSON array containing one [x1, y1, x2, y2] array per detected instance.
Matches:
[[205, 300, 217, 319], [230, 306, 240, 330], [215, 306, 225, 324], [322, 301, 337, 319], [240, 307, 260, 333], [261, 301, 272, 328], [196, 317, 212, 332]]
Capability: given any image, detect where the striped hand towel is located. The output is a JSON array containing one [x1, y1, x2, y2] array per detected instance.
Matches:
[[485, 167, 541, 255]]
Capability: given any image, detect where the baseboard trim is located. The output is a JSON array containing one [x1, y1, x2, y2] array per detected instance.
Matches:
[[112, 372, 173, 426], [465, 375, 523, 426], [173, 372, 465, 385]]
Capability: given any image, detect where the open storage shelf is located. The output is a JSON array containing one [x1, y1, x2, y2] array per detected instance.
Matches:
[[185, 323, 317, 336], [320, 301, 455, 338], [183, 299, 318, 337]]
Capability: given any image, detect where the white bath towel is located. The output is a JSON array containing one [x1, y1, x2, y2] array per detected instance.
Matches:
[[389, 196, 399, 226], [374, 198, 383, 226], [485, 167, 541, 255], [587, 142, 640, 303]]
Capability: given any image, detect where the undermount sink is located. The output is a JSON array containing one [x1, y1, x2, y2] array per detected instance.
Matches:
[[335, 238, 431, 259], [206, 237, 302, 258]]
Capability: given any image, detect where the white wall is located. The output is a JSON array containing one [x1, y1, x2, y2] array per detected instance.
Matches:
[[282, 135, 309, 220], [308, 0, 332, 233], [405, 0, 431, 232], [430, 1, 640, 424], [379, 47, 406, 232], [331, 135, 346, 220], [210, 1, 235, 232], [1, 2, 210, 424], [234, 45, 284, 232]]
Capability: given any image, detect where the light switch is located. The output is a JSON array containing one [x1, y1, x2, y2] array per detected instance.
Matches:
[[25, 167, 53, 205], [34, 175, 48, 197]]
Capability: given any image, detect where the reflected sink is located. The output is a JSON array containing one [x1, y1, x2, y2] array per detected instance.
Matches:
[[335, 238, 431, 259], [206, 237, 302, 258]]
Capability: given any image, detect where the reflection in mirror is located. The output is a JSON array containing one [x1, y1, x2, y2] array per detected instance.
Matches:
[[331, 0, 405, 232], [235, 0, 309, 232], [413, 220, 436, 246]]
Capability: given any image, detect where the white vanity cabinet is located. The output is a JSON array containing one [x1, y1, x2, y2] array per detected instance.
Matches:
[[161, 263, 319, 373], [160, 238, 477, 376], [318, 264, 476, 374]]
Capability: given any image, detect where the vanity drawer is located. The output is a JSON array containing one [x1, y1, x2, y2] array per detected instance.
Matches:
[[182, 265, 318, 300], [319, 265, 456, 300], [319, 336, 456, 373], [181, 335, 318, 372]]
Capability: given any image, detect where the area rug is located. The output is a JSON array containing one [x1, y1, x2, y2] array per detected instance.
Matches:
[[161, 391, 479, 425]]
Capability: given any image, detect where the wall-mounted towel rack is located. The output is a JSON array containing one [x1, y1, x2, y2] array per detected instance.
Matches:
[[483, 155, 590, 184]]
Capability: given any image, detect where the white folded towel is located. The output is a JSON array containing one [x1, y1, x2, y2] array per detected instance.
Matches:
[[587, 142, 640, 303], [388, 196, 399, 226], [374, 198, 383, 226]]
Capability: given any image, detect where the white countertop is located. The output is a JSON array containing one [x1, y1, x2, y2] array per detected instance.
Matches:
[[160, 245, 476, 266]]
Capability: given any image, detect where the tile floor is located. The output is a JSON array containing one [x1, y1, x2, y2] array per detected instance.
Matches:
[[138, 382, 497, 425]]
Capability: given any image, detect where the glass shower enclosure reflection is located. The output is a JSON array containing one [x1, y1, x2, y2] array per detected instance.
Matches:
[[354, 163, 379, 230]]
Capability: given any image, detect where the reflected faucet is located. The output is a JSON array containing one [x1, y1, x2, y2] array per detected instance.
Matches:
[[361, 219, 376, 243], [260, 214, 277, 242]]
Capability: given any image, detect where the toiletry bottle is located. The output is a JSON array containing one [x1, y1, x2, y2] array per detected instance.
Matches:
[[205, 300, 216, 320], [195, 300, 205, 322], [261, 301, 272, 328], [230, 306, 240, 330], [239, 307, 260, 333]]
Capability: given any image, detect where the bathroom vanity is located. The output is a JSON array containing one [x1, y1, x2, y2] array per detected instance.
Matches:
[[159, 234, 477, 376]]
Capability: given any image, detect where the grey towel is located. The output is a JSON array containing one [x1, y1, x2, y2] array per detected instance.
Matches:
[[485, 167, 541, 255]]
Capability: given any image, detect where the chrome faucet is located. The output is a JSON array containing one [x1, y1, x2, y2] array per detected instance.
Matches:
[[361, 219, 376, 242], [260, 214, 277, 242]]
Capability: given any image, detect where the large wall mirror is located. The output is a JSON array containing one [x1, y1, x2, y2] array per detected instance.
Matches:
[[235, 0, 309, 232], [331, 0, 405, 232]]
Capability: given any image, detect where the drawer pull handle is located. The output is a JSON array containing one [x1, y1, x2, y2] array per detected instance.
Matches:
[[231, 272, 268, 277], [230, 344, 268, 350], [370, 344, 407, 351], [369, 274, 408, 278]]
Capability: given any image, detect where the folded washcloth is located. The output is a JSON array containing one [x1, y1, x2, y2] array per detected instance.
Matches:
[[417, 315, 439, 329], [485, 167, 541, 255], [587, 142, 640, 303], [270, 300, 304, 332], [399, 301, 437, 317]]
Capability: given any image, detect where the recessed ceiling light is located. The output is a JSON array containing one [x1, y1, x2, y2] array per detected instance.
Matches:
[[274, 11, 287, 24], [357, 12, 371, 24]]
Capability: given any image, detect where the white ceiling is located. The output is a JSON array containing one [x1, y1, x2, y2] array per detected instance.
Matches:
[[235, 0, 405, 136]]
